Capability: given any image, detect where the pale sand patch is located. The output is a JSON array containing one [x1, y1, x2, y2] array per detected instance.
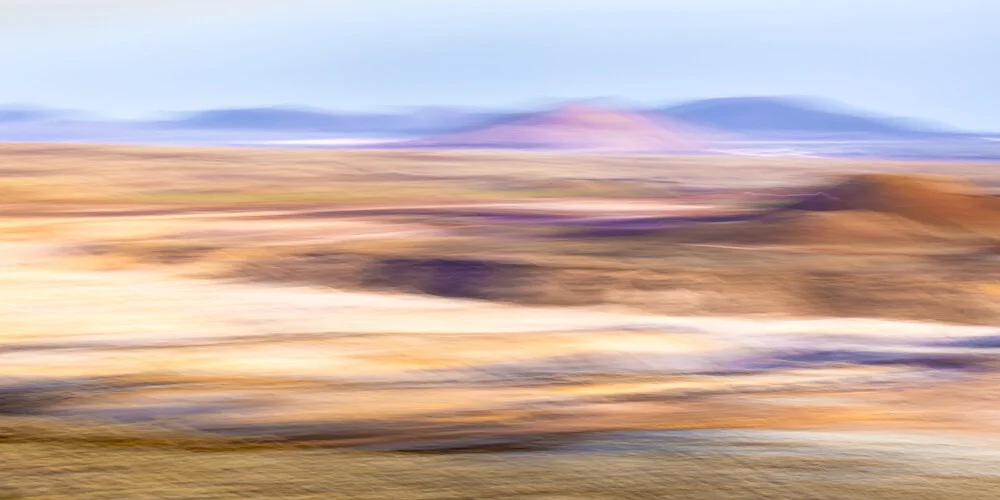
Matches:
[[0, 240, 996, 440]]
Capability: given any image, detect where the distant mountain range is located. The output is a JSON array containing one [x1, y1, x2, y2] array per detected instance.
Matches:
[[0, 97, 994, 154], [154, 97, 967, 139]]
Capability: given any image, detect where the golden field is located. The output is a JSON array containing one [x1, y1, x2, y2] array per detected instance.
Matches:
[[2, 144, 1000, 498]]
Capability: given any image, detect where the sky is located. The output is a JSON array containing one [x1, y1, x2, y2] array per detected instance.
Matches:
[[2, 0, 998, 130]]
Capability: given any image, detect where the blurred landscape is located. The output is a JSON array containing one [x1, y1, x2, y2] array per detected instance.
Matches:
[[4, 0, 1000, 498], [2, 143, 1000, 498]]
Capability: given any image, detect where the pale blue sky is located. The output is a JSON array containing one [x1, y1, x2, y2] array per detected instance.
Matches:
[[2, 0, 997, 129]]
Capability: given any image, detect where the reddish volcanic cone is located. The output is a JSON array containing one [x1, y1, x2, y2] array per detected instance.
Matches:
[[395, 103, 724, 153]]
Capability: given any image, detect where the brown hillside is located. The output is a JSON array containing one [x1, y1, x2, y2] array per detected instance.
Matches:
[[785, 174, 1000, 234], [716, 210, 946, 246], [396, 104, 721, 153], [674, 174, 1000, 247]]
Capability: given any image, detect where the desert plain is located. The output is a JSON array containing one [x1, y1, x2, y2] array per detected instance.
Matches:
[[2, 144, 1000, 498]]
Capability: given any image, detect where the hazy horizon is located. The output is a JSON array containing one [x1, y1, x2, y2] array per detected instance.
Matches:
[[3, 0, 997, 129]]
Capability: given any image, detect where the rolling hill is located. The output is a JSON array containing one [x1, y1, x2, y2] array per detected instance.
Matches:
[[672, 174, 1000, 247], [656, 96, 955, 139], [162, 106, 518, 135], [393, 103, 724, 153]]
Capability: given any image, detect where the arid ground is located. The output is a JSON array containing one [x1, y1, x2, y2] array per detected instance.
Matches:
[[2, 144, 1000, 498]]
